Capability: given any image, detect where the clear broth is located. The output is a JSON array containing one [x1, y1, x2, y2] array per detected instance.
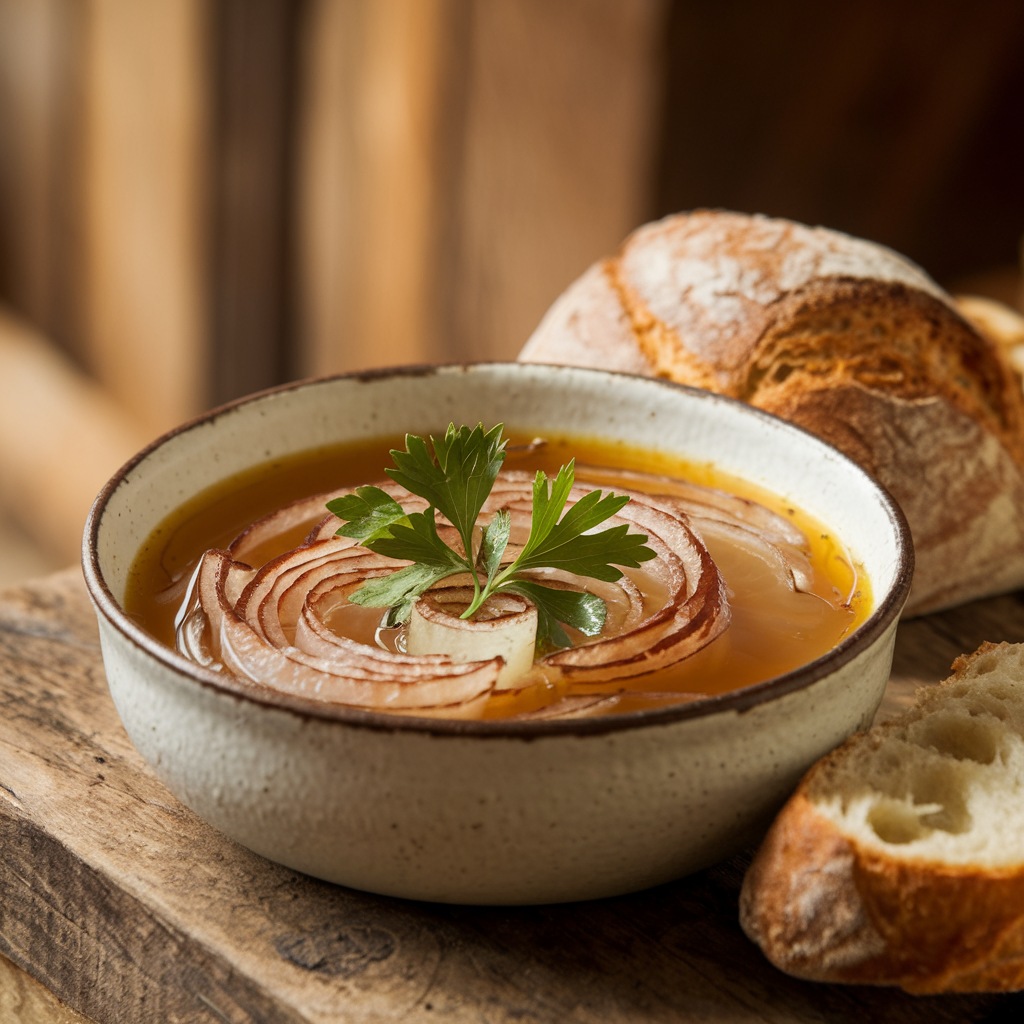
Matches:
[[124, 432, 870, 717]]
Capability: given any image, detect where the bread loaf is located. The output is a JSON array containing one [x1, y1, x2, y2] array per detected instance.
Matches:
[[519, 211, 1024, 615], [956, 294, 1024, 381], [739, 642, 1024, 994]]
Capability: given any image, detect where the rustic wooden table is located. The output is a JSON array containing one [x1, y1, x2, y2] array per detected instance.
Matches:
[[2, 569, 1024, 1023]]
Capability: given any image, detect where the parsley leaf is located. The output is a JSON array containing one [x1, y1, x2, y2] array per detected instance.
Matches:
[[387, 423, 506, 562], [510, 466, 653, 579], [326, 486, 409, 542], [364, 509, 467, 570], [479, 508, 511, 584], [348, 563, 457, 625], [330, 424, 657, 655], [503, 580, 606, 652]]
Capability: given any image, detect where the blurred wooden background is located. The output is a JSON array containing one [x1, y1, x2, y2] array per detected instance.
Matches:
[[0, 0, 1022, 581]]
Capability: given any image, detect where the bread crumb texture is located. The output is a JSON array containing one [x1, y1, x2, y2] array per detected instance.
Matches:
[[740, 642, 1024, 993], [815, 642, 1024, 866]]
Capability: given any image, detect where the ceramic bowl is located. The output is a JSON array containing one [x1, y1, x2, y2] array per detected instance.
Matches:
[[83, 364, 912, 905]]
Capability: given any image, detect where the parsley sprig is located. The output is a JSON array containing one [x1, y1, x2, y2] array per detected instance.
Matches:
[[325, 424, 656, 652]]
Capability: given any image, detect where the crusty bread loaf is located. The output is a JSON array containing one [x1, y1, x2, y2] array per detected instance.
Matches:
[[739, 641, 1024, 994], [519, 211, 1024, 615]]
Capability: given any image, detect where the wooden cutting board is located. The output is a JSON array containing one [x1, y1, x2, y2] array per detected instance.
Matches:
[[2, 568, 1024, 1024]]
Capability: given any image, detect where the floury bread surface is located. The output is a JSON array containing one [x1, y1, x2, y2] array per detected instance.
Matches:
[[739, 642, 1024, 994], [519, 211, 1024, 615]]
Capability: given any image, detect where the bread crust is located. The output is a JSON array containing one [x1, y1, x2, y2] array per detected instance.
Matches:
[[766, 381, 1024, 615], [740, 789, 1024, 992], [519, 211, 1024, 615], [520, 260, 656, 377], [740, 642, 1024, 993]]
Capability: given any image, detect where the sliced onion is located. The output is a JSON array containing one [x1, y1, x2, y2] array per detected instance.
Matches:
[[575, 465, 804, 543], [229, 482, 429, 562], [507, 690, 712, 720], [510, 694, 622, 720], [407, 587, 538, 690], [574, 465, 830, 600], [480, 472, 730, 684], [178, 548, 501, 714], [175, 471, 731, 718]]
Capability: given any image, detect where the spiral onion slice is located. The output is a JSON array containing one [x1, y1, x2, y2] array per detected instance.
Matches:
[[573, 464, 843, 602], [480, 472, 730, 683], [178, 547, 500, 716], [229, 483, 429, 563], [175, 471, 731, 718]]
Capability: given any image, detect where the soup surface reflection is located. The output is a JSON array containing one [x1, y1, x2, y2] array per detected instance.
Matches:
[[124, 432, 870, 719]]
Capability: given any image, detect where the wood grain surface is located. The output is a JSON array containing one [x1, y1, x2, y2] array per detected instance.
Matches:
[[2, 569, 1024, 1023], [0, 952, 97, 1024]]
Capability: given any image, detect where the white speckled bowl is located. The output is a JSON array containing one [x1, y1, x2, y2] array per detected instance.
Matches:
[[83, 364, 912, 904]]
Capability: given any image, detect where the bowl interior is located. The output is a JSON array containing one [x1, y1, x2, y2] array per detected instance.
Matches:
[[88, 363, 909, 690]]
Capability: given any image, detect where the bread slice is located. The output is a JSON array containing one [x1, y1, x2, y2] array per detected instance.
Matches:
[[519, 211, 1024, 615], [739, 641, 1024, 993]]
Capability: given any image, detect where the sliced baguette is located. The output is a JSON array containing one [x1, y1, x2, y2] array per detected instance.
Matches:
[[739, 641, 1024, 993]]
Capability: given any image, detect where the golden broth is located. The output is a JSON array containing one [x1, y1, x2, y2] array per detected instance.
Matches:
[[125, 432, 870, 718]]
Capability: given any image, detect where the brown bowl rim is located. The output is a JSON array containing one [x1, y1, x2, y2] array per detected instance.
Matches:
[[82, 362, 914, 739]]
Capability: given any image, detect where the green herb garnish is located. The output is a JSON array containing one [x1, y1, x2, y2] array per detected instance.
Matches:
[[326, 424, 656, 652]]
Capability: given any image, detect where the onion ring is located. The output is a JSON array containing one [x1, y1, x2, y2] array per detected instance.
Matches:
[[175, 472, 732, 717]]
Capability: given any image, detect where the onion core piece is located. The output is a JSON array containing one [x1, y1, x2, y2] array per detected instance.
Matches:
[[407, 587, 538, 689]]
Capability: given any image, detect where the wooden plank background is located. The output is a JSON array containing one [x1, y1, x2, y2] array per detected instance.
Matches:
[[295, 0, 458, 377], [80, 0, 208, 438], [208, 0, 300, 405], [0, 0, 668, 574], [1, 0, 1023, 574], [433, 0, 666, 365], [655, 0, 1024, 285], [295, 0, 666, 376]]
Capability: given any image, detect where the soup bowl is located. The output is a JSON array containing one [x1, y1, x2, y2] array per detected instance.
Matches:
[[83, 363, 912, 904]]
